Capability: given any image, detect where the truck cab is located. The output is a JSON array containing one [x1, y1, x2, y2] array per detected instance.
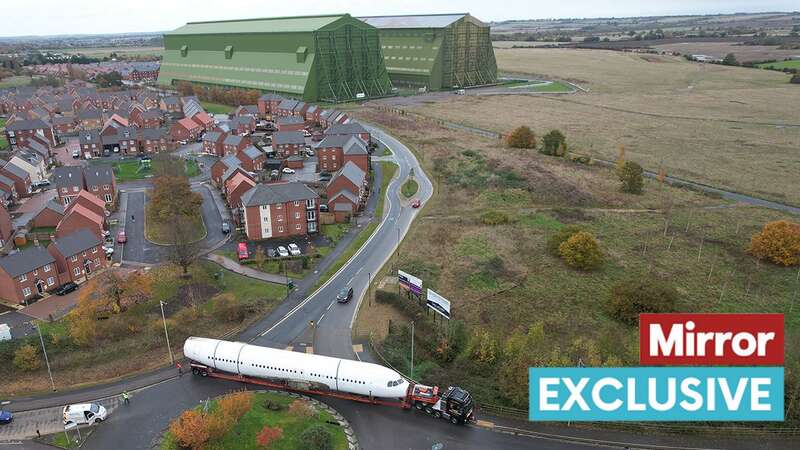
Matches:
[[410, 384, 474, 424]]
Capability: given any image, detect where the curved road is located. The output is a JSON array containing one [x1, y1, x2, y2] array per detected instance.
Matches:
[[3, 124, 794, 450]]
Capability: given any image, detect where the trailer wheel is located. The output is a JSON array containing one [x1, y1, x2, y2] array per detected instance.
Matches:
[[200, 370, 208, 377], [433, 411, 442, 419], [192, 368, 199, 375], [424, 406, 433, 415], [450, 417, 459, 424], [415, 402, 424, 410]]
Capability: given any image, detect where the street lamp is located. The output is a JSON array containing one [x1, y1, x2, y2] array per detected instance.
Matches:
[[159, 301, 175, 365], [410, 321, 414, 379], [32, 322, 55, 391]]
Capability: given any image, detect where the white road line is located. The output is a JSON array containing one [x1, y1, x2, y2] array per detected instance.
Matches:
[[326, 301, 334, 311], [318, 312, 326, 323]]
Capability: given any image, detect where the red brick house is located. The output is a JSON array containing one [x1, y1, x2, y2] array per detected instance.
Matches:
[[330, 190, 359, 223], [225, 172, 257, 208], [140, 128, 172, 153], [325, 161, 367, 212], [222, 134, 250, 156], [53, 166, 85, 206], [272, 131, 305, 158], [4, 118, 57, 151], [236, 146, 266, 172], [0, 162, 32, 198], [316, 134, 349, 172], [160, 97, 182, 114], [131, 109, 164, 128], [305, 105, 321, 125], [275, 99, 300, 117], [325, 122, 370, 144], [0, 204, 13, 249], [221, 166, 253, 193], [240, 182, 320, 240], [0, 247, 59, 304], [203, 131, 227, 156], [52, 116, 77, 136], [191, 111, 215, 131], [55, 204, 105, 240], [78, 109, 103, 130], [83, 165, 117, 206], [48, 229, 107, 284], [31, 200, 66, 229], [276, 116, 305, 132], [257, 94, 284, 119], [211, 155, 242, 186], [66, 190, 107, 221], [233, 105, 259, 118], [0, 174, 19, 203], [230, 116, 256, 136], [170, 117, 202, 142], [78, 129, 102, 158]]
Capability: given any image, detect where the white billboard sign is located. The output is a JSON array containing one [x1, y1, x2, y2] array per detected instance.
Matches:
[[426, 289, 451, 319], [398, 270, 423, 295]]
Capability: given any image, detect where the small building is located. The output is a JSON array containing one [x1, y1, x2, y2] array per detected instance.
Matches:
[[48, 229, 107, 283], [225, 172, 257, 209], [222, 134, 250, 156], [170, 117, 202, 142], [83, 165, 117, 206], [53, 166, 85, 206], [0, 246, 58, 304], [0, 161, 32, 198], [276, 116, 306, 132], [211, 155, 242, 186], [236, 145, 266, 172], [4, 118, 57, 150], [55, 203, 105, 240], [272, 131, 305, 158], [31, 200, 65, 229], [326, 161, 367, 213], [257, 94, 284, 118], [240, 182, 320, 239], [203, 131, 227, 156]]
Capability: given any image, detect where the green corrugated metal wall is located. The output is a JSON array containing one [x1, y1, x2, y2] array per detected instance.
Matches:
[[158, 15, 392, 102]]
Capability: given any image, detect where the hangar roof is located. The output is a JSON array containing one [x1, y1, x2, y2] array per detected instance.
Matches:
[[167, 14, 350, 35], [358, 13, 468, 29]]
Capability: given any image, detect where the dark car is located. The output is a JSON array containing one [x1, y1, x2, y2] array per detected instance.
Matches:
[[267, 248, 277, 258], [56, 282, 78, 296], [221, 222, 231, 234], [336, 287, 354, 303], [0, 409, 12, 424]]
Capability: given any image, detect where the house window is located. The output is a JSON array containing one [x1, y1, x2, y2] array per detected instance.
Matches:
[[294, 201, 300, 207], [306, 199, 315, 208], [18, 273, 27, 282], [73, 186, 79, 192], [22, 287, 32, 297], [71, 255, 78, 262], [277, 215, 283, 222], [92, 185, 98, 191], [306, 210, 316, 221], [92, 246, 98, 253], [278, 226, 284, 232], [47, 277, 54, 286], [308, 222, 317, 233], [33, 269, 38, 276], [294, 212, 300, 219], [44, 264, 51, 272], [61, 187, 67, 193], [64, 196, 72, 205], [73, 267, 81, 276], [94, 258, 100, 266], [295, 224, 301, 231], [276, 204, 282, 210], [104, 194, 112, 202], [323, 155, 327, 160], [332, 155, 336, 160]]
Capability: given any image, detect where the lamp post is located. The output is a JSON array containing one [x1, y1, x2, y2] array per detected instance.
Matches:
[[410, 321, 414, 380], [33, 322, 55, 391], [160, 301, 174, 365]]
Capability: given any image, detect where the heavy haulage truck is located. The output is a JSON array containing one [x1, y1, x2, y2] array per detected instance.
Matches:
[[184, 337, 475, 424]]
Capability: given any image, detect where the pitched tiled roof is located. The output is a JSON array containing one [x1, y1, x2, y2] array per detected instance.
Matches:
[[240, 145, 263, 160], [272, 131, 305, 145], [223, 134, 245, 146], [328, 161, 365, 188], [0, 246, 55, 278], [240, 182, 317, 207], [2, 162, 29, 180], [51, 228, 102, 257], [326, 122, 368, 136], [277, 116, 304, 125], [316, 134, 351, 149], [5, 118, 50, 131], [83, 165, 114, 187]]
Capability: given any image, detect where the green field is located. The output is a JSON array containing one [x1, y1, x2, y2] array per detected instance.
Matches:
[[757, 59, 800, 70], [0, 118, 7, 149], [0, 75, 31, 89], [200, 101, 234, 114], [161, 392, 347, 450], [49, 46, 163, 58], [102, 159, 197, 182], [401, 178, 418, 198]]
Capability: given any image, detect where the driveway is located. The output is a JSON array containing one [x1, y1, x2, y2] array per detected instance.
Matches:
[[54, 138, 86, 167]]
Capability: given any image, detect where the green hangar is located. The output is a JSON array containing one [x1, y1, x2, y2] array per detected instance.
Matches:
[[158, 14, 393, 102], [358, 13, 497, 91]]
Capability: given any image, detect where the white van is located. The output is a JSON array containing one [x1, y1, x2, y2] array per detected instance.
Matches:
[[63, 403, 107, 425]]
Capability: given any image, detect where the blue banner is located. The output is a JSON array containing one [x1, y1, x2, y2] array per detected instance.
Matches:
[[529, 367, 784, 421]]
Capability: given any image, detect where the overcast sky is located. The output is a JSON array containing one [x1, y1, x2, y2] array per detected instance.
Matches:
[[2, 0, 797, 37]]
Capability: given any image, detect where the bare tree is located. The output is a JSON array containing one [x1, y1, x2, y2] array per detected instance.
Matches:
[[168, 214, 201, 276]]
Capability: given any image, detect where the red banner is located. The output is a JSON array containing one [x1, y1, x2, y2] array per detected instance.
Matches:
[[640, 313, 784, 365]]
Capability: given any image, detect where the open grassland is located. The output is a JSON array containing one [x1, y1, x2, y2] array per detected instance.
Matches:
[[49, 46, 163, 58], [201, 101, 234, 114], [353, 108, 800, 417], [651, 42, 800, 63], [758, 59, 800, 70], [405, 48, 800, 205], [0, 75, 32, 88]]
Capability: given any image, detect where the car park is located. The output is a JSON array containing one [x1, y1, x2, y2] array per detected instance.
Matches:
[[221, 222, 231, 234], [56, 282, 78, 296], [277, 246, 289, 257], [237, 242, 249, 260], [282, 167, 295, 174], [117, 231, 127, 243], [0, 409, 13, 425], [288, 243, 301, 256], [337, 287, 354, 303]]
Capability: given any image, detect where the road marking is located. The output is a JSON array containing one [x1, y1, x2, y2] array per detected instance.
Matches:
[[305, 346, 314, 354], [318, 312, 326, 323], [347, 276, 354, 285], [326, 301, 334, 311]]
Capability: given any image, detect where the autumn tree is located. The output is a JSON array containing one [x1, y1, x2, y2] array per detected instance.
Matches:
[[175, 80, 195, 97], [13, 344, 42, 371], [253, 246, 266, 269], [505, 126, 536, 149], [559, 231, 605, 270], [750, 220, 800, 266], [618, 161, 644, 194], [256, 425, 283, 449], [150, 175, 202, 222], [217, 391, 253, 422], [607, 277, 679, 325], [546, 224, 586, 256], [169, 410, 210, 449], [541, 129, 566, 156]]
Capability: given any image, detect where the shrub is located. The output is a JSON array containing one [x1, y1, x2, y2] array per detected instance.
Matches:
[[791, 74, 800, 84], [505, 126, 536, 149], [204, 412, 231, 441], [559, 231, 604, 270], [217, 391, 253, 422], [13, 344, 41, 372], [470, 330, 498, 366], [618, 161, 644, 194], [256, 425, 283, 449], [607, 277, 679, 325], [750, 220, 800, 266], [546, 224, 586, 256], [480, 210, 510, 226], [169, 410, 210, 449], [300, 424, 333, 450], [541, 130, 566, 156], [288, 399, 315, 417], [212, 293, 245, 322]]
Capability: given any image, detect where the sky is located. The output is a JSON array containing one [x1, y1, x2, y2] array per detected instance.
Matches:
[[1, 0, 798, 37]]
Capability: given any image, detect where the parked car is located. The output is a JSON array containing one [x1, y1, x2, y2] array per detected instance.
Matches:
[[116, 231, 127, 243], [319, 204, 329, 212], [0, 409, 13, 425], [237, 242, 249, 261], [288, 243, 301, 256], [282, 167, 295, 174], [411, 199, 421, 208], [277, 246, 289, 257], [305, 149, 315, 157], [32, 180, 51, 188], [72, 149, 80, 158], [56, 282, 78, 296], [267, 248, 277, 258], [63, 403, 107, 425], [221, 222, 231, 234], [178, 140, 188, 145], [336, 287, 354, 303], [303, 129, 312, 137], [103, 244, 114, 256]]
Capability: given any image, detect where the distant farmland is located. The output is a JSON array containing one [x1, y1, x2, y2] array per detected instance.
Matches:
[[757, 59, 800, 70], [48, 46, 163, 58]]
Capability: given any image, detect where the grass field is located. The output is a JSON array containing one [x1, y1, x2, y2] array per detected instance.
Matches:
[[757, 59, 800, 70], [49, 46, 163, 58], [0, 75, 31, 88], [201, 101, 234, 114], [401, 178, 418, 198], [0, 117, 7, 149], [104, 159, 197, 182], [404, 48, 800, 205], [508, 80, 574, 92], [353, 108, 800, 417], [160, 392, 347, 450]]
